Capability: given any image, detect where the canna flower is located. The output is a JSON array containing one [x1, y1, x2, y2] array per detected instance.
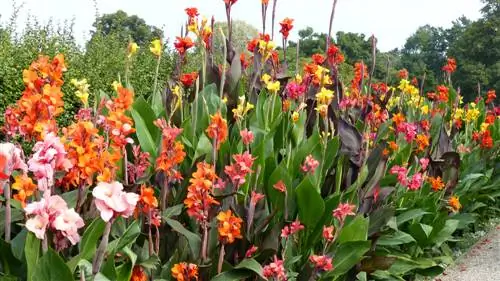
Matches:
[[245, 245, 258, 258], [71, 78, 90, 106], [263, 256, 287, 281], [285, 81, 306, 100], [392, 113, 406, 127], [131, 265, 148, 281], [301, 154, 319, 174], [174, 36, 194, 55], [442, 57, 457, 74], [323, 225, 335, 242], [185, 7, 199, 18], [224, 151, 255, 187], [0, 143, 27, 179], [309, 255, 334, 272], [398, 69, 409, 79], [312, 53, 326, 65], [407, 173, 423, 191], [273, 180, 287, 193], [53, 208, 85, 245], [184, 162, 219, 223], [281, 220, 304, 238], [396, 122, 417, 143], [316, 87, 334, 105], [171, 262, 199, 281], [217, 210, 243, 244], [448, 195, 461, 213], [291, 111, 300, 123], [486, 90, 496, 104], [465, 103, 480, 122], [92, 181, 139, 222], [437, 85, 449, 102], [428, 176, 445, 191], [267, 80, 281, 94], [154, 119, 185, 180], [150, 39, 162, 57], [127, 42, 139, 58], [333, 203, 356, 223], [390, 165, 408, 186], [206, 112, 228, 149], [415, 134, 429, 152], [224, 0, 238, 6], [12, 174, 37, 207], [240, 129, 254, 145], [327, 43, 345, 65], [232, 96, 254, 120], [261, 0, 270, 4], [279, 18, 294, 40], [180, 72, 198, 88], [139, 185, 158, 209], [28, 132, 72, 191], [419, 158, 429, 171]]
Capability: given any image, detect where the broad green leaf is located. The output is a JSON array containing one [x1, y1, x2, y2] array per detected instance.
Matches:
[[25, 232, 40, 281], [409, 223, 433, 245], [32, 249, 73, 281], [193, 133, 212, 162], [377, 231, 416, 246], [0, 208, 23, 236], [68, 217, 106, 272], [165, 218, 201, 259], [211, 270, 252, 281], [328, 241, 371, 277], [133, 96, 159, 140], [296, 176, 325, 229], [115, 247, 137, 281], [368, 206, 395, 236], [113, 220, 141, 253], [131, 108, 157, 157], [11, 229, 27, 261], [396, 209, 430, 225], [61, 189, 81, 209], [162, 204, 184, 219], [338, 215, 369, 244], [234, 259, 266, 279], [430, 219, 458, 246]]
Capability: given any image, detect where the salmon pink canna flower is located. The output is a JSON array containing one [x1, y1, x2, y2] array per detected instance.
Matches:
[[333, 203, 356, 223], [92, 181, 139, 222]]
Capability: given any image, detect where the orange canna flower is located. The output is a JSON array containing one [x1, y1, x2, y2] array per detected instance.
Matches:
[[131, 265, 148, 281], [262, 0, 270, 4], [174, 36, 194, 55], [388, 141, 399, 152], [171, 262, 199, 281], [184, 162, 219, 223], [415, 134, 429, 152], [180, 72, 198, 88], [12, 174, 37, 207], [154, 119, 185, 181], [206, 112, 228, 149], [139, 185, 158, 209], [437, 85, 449, 103], [273, 180, 287, 193], [486, 90, 496, 104], [428, 176, 445, 192], [442, 57, 457, 74], [392, 113, 405, 127], [448, 195, 461, 212], [217, 210, 243, 244]]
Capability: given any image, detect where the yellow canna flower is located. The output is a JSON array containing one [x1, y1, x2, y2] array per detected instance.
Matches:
[[480, 122, 489, 132], [453, 108, 464, 120], [420, 105, 429, 115], [112, 81, 122, 92], [127, 42, 139, 58], [232, 96, 254, 120], [291, 111, 300, 123], [150, 39, 162, 57], [465, 103, 480, 122], [315, 66, 332, 85], [266, 81, 280, 94], [172, 85, 182, 112], [261, 73, 272, 85], [295, 74, 303, 84], [316, 87, 334, 105], [315, 104, 329, 118], [71, 78, 90, 107]]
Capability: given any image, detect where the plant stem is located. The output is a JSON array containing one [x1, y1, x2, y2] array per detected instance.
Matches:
[[153, 55, 162, 98], [92, 220, 112, 276], [201, 223, 209, 263], [42, 234, 48, 253], [271, 0, 278, 40], [4, 182, 11, 242], [326, 0, 339, 51], [218, 244, 225, 274]]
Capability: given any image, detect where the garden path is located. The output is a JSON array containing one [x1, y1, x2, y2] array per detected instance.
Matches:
[[435, 225, 500, 281]]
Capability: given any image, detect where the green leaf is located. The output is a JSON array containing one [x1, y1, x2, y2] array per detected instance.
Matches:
[[165, 218, 201, 259], [296, 176, 325, 229], [61, 189, 81, 209], [377, 231, 416, 246], [32, 249, 73, 281], [338, 215, 369, 244], [115, 247, 137, 281], [113, 220, 141, 253], [234, 259, 266, 279], [162, 204, 184, 219], [368, 206, 395, 236], [396, 209, 430, 225], [0, 208, 23, 236], [211, 270, 252, 281], [67, 217, 106, 272], [25, 232, 40, 281], [133, 96, 159, 140], [193, 133, 212, 162], [430, 219, 458, 246], [131, 108, 157, 157], [328, 241, 371, 277], [409, 223, 433, 245], [11, 229, 27, 261]]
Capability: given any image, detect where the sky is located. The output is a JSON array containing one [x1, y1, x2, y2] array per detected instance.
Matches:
[[0, 0, 485, 51]]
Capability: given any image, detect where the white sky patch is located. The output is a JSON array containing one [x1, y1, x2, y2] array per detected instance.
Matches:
[[0, 0, 484, 51]]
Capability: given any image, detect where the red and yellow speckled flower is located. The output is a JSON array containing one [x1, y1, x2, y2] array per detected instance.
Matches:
[[206, 112, 228, 150], [184, 162, 219, 223], [171, 262, 199, 281]]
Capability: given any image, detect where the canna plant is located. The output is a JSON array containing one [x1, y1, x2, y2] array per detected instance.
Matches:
[[0, 1, 499, 281]]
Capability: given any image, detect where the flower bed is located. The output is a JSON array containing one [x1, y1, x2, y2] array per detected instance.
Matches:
[[0, 1, 499, 281]]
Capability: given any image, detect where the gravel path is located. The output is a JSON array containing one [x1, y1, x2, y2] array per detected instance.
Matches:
[[435, 226, 500, 281]]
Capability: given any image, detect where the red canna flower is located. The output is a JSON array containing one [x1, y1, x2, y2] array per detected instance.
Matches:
[[442, 57, 457, 74], [312, 53, 326, 65], [437, 85, 449, 102], [250, 191, 265, 205], [263, 256, 287, 281], [180, 72, 198, 88], [279, 18, 294, 40], [206, 112, 228, 149], [322, 225, 335, 242], [301, 154, 319, 174], [480, 130, 493, 149], [333, 203, 356, 223], [309, 255, 334, 272], [245, 245, 258, 258], [224, 151, 255, 187], [240, 53, 250, 69], [273, 180, 287, 193], [131, 265, 148, 281], [281, 220, 304, 238], [174, 36, 194, 55], [327, 44, 345, 65], [185, 7, 199, 18], [486, 90, 496, 104], [398, 68, 409, 79]]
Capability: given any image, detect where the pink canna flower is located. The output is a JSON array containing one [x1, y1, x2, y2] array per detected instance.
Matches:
[[28, 133, 72, 191], [224, 151, 255, 187], [286, 81, 306, 100], [390, 165, 408, 186], [323, 225, 335, 242], [245, 245, 258, 258], [250, 191, 265, 205], [281, 220, 304, 238], [419, 158, 429, 171], [309, 255, 334, 272], [273, 180, 287, 193], [240, 129, 254, 145], [0, 142, 28, 176], [396, 122, 418, 143], [407, 173, 423, 191], [53, 208, 85, 244], [92, 181, 139, 222], [333, 203, 356, 223], [263, 256, 287, 281], [301, 154, 320, 174], [25, 213, 50, 240]]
